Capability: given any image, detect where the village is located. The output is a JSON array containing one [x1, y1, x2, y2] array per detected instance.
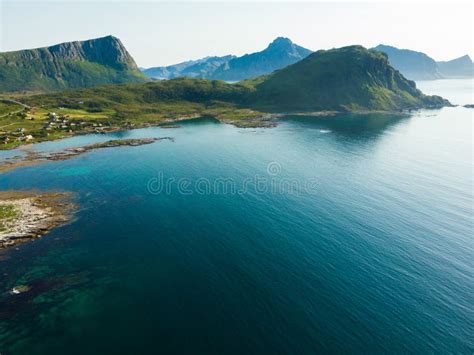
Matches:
[[0, 108, 110, 146]]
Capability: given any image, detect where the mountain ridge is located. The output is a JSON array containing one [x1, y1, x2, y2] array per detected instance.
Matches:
[[373, 44, 473, 80], [142, 55, 236, 79], [210, 37, 312, 81], [437, 55, 474, 77], [141, 37, 313, 82], [372, 44, 442, 80]]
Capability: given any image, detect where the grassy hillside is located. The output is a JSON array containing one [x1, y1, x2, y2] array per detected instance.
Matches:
[[249, 46, 448, 111], [0, 36, 147, 92]]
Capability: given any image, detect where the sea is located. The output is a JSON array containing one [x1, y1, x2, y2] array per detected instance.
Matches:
[[0, 79, 472, 354]]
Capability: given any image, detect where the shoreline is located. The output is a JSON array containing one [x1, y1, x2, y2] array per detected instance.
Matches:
[[0, 138, 170, 250], [0, 106, 450, 151], [0, 137, 171, 174], [0, 191, 76, 249]]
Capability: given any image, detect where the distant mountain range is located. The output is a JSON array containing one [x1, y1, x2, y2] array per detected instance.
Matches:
[[142, 55, 236, 80], [210, 37, 313, 81], [142, 37, 312, 81], [372, 44, 473, 80], [0, 36, 147, 92], [437, 55, 474, 78]]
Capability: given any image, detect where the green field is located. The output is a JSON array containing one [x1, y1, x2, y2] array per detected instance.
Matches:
[[0, 204, 19, 231], [0, 101, 23, 117]]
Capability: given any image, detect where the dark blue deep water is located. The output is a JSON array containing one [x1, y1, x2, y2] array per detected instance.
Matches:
[[0, 80, 472, 354]]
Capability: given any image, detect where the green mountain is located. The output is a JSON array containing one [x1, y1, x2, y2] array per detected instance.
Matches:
[[142, 55, 236, 80], [372, 44, 442, 80], [248, 45, 448, 111], [437, 55, 474, 78], [0, 35, 147, 92], [210, 37, 313, 81]]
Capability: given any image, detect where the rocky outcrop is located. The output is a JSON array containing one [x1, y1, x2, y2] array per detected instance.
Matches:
[[0, 191, 75, 249]]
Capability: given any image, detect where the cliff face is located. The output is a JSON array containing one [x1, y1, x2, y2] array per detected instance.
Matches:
[[0, 36, 146, 92], [47, 36, 139, 70]]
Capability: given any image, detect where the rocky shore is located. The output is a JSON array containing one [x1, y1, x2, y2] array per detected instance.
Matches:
[[0, 138, 173, 249], [0, 191, 75, 249], [0, 137, 172, 173]]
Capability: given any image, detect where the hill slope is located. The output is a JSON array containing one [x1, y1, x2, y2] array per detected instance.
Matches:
[[0, 36, 147, 92], [372, 44, 442, 80], [248, 46, 449, 111], [437, 55, 474, 78], [210, 37, 312, 81]]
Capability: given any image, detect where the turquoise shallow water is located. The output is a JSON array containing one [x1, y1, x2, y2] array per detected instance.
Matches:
[[0, 80, 472, 354]]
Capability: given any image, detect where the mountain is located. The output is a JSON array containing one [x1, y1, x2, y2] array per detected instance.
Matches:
[[26, 45, 448, 121], [372, 44, 442, 80], [142, 55, 236, 79], [248, 45, 449, 111], [437, 55, 474, 78], [0, 35, 147, 92], [210, 37, 312, 81]]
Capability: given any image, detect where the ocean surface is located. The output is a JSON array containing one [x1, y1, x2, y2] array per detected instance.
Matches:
[[0, 79, 472, 354]]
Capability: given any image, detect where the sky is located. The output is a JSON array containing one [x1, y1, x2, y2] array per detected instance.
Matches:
[[1, 1, 473, 67]]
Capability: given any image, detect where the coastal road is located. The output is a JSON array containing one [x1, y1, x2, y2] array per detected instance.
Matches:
[[0, 98, 30, 119]]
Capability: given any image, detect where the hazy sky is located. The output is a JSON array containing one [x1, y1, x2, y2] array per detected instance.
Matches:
[[1, 1, 473, 67]]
